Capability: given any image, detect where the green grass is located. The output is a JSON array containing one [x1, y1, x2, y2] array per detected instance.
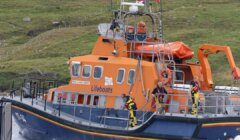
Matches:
[[163, 0, 240, 85], [0, 0, 239, 89]]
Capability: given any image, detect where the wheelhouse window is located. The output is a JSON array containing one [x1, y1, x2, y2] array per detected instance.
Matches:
[[71, 62, 80, 77], [93, 66, 103, 79], [82, 65, 91, 78], [77, 94, 84, 104], [116, 68, 125, 84], [128, 69, 135, 85]]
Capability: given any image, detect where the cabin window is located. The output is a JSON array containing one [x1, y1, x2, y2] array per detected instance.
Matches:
[[93, 96, 99, 106], [61, 93, 67, 104], [50, 91, 55, 102], [93, 66, 103, 79], [82, 65, 91, 78], [128, 69, 135, 85], [57, 93, 62, 103], [71, 94, 76, 104], [116, 68, 125, 84], [175, 71, 184, 82], [86, 95, 91, 105], [77, 94, 84, 104], [71, 63, 80, 77]]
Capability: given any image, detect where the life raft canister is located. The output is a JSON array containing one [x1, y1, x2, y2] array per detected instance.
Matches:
[[159, 68, 172, 85]]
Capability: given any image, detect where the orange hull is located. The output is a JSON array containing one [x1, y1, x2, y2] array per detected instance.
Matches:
[[135, 41, 194, 60]]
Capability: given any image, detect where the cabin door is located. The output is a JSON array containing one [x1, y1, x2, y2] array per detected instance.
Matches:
[[98, 95, 106, 108], [114, 96, 124, 109]]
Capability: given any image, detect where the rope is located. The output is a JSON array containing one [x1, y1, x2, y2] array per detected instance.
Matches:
[[139, 57, 148, 100], [128, 57, 147, 101], [128, 58, 140, 95]]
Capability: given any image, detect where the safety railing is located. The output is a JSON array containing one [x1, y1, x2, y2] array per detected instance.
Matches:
[[153, 92, 240, 117], [38, 92, 240, 130], [12, 87, 155, 130], [45, 90, 240, 118], [9, 83, 240, 131], [214, 86, 240, 94], [126, 40, 173, 61], [95, 95, 154, 130]]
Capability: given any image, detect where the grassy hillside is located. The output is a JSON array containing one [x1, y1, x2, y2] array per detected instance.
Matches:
[[163, 0, 240, 85], [0, 0, 239, 90]]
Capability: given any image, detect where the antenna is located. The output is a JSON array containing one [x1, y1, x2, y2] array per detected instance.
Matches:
[[159, 0, 163, 39]]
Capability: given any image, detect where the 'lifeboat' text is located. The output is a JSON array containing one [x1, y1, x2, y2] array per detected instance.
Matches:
[[91, 85, 113, 93]]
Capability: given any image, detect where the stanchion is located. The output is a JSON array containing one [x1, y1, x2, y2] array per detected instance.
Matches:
[[44, 94, 47, 111], [58, 97, 61, 116]]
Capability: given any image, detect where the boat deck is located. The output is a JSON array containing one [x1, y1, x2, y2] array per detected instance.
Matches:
[[4, 95, 152, 131], [3, 92, 240, 132]]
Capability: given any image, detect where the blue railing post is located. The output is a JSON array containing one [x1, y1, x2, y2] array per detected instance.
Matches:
[[126, 110, 130, 130], [73, 103, 76, 122], [36, 82, 38, 100], [44, 94, 47, 111], [30, 81, 34, 105], [89, 106, 92, 126], [58, 97, 61, 116]]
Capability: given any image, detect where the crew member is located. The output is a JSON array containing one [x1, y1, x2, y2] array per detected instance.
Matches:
[[126, 26, 135, 41], [152, 82, 168, 114], [137, 21, 147, 41], [110, 19, 120, 32], [137, 21, 146, 34], [190, 77, 200, 115], [122, 94, 137, 127]]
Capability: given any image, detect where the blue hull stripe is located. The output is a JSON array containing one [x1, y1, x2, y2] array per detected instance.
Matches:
[[12, 105, 159, 140]]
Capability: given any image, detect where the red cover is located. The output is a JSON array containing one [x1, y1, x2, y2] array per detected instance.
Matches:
[[135, 41, 194, 60]]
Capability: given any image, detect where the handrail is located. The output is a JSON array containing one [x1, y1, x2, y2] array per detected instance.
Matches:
[[155, 93, 240, 116], [12, 83, 240, 131], [98, 99, 153, 129]]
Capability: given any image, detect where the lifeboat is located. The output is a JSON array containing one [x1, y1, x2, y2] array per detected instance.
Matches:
[[4, 0, 240, 140], [134, 41, 194, 60]]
